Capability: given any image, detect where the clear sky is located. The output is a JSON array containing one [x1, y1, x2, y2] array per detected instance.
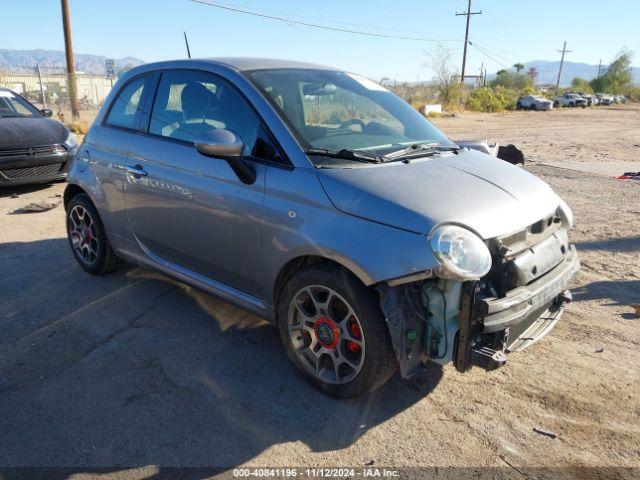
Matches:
[[2, 0, 639, 81]]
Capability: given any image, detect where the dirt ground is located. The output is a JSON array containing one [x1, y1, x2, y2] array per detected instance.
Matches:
[[0, 105, 638, 478]]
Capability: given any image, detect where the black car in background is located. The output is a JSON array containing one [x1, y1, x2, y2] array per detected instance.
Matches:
[[0, 88, 78, 187]]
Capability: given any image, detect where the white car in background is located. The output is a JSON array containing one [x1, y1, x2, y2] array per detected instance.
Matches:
[[553, 93, 587, 108], [516, 95, 553, 111], [595, 93, 614, 105]]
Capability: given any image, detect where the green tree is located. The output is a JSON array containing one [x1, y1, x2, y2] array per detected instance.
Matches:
[[571, 77, 593, 93], [590, 50, 634, 94], [513, 63, 525, 79], [491, 69, 533, 90]]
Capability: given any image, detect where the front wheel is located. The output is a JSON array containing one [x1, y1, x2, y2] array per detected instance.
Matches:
[[278, 265, 397, 398]]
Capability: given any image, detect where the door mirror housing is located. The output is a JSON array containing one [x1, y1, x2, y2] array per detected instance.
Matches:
[[41, 108, 53, 117], [194, 129, 244, 159], [194, 129, 256, 184]]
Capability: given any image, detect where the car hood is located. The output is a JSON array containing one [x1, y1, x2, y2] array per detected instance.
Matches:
[[316, 148, 562, 239], [0, 116, 67, 150]]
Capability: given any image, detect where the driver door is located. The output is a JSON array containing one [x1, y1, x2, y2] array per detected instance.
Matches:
[[123, 69, 269, 297]]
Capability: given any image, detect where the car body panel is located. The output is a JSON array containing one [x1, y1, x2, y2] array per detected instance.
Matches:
[[316, 148, 561, 239]]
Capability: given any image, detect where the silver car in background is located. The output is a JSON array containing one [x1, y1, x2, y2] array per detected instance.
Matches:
[[64, 58, 579, 398], [516, 95, 553, 111]]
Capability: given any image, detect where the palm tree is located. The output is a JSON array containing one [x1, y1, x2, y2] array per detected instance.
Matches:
[[513, 63, 525, 79]]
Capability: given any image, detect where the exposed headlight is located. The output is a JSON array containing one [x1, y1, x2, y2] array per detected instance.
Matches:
[[557, 197, 574, 228], [429, 225, 492, 280]]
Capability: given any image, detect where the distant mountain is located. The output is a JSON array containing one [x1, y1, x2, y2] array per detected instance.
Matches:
[[0, 49, 144, 74], [521, 60, 640, 86]]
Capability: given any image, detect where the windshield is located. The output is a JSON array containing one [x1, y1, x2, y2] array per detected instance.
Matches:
[[246, 69, 454, 162], [0, 90, 42, 118]]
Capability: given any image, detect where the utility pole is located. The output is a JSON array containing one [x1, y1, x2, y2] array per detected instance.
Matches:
[[456, 0, 482, 84], [555, 41, 572, 91], [60, 0, 80, 120], [36, 64, 47, 110], [597, 59, 602, 78], [184, 31, 192, 58]]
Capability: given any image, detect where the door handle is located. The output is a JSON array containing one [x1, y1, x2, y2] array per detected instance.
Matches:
[[125, 164, 147, 177]]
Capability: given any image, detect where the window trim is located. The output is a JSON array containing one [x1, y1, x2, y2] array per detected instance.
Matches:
[[139, 68, 293, 168], [102, 73, 153, 132]]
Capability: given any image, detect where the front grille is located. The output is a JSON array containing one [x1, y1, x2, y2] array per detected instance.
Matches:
[[0, 144, 66, 159], [0, 163, 63, 179], [507, 304, 549, 342]]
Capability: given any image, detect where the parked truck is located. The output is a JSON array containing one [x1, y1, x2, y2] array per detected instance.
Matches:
[[553, 93, 587, 108]]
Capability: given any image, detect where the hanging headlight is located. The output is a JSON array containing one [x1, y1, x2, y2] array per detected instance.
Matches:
[[429, 225, 492, 280]]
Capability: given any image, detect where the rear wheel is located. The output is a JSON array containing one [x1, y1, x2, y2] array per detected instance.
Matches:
[[278, 264, 397, 398], [553, 101, 560, 108], [66, 194, 120, 275]]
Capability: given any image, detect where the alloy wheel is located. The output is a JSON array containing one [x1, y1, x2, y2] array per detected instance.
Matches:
[[68, 205, 99, 265], [287, 285, 365, 385]]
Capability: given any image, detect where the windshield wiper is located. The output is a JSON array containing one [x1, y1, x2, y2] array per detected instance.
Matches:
[[305, 148, 384, 164], [383, 143, 460, 160]]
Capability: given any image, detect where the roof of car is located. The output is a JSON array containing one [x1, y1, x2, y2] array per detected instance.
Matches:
[[204, 57, 338, 71], [135, 57, 339, 73]]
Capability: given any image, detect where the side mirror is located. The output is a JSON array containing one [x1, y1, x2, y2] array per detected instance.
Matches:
[[194, 129, 256, 184], [41, 108, 53, 117]]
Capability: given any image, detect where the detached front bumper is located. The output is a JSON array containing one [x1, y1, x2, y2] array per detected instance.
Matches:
[[455, 246, 580, 372]]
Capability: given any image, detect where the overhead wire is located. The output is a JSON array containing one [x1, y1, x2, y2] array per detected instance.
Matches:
[[189, 0, 462, 43]]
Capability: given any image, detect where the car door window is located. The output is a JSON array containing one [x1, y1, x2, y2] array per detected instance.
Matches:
[[149, 70, 260, 156], [106, 76, 148, 129]]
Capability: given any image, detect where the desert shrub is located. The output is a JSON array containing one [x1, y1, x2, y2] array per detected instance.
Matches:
[[493, 85, 519, 110], [465, 87, 503, 112], [67, 121, 89, 134]]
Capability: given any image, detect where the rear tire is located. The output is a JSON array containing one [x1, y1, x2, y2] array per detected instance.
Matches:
[[66, 193, 120, 275], [277, 264, 397, 398]]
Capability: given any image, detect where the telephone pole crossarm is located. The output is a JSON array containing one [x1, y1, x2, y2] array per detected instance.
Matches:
[[456, 0, 482, 84]]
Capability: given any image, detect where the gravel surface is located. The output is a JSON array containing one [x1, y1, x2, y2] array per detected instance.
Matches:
[[0, 105, 638, 477]]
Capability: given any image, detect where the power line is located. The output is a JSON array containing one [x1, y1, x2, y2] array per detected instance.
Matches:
[[470, 42, 510, 70], [190, 0, 462, 42], [199, 1, 431, 36], [455, 0, 482, 83], [470, 40, 513, 65]]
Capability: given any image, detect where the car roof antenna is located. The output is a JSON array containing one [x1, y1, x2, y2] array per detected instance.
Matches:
[[184, 31, 192, 59]]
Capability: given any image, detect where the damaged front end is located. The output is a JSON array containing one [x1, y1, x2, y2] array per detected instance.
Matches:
[[378, 210, 580, 378]]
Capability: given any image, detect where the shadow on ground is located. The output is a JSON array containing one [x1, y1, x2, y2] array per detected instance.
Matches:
[[0, 238, 442, 478], [575, 236, 640, 253], [573, 277, 640, 314], [0, 181, 61, 199]]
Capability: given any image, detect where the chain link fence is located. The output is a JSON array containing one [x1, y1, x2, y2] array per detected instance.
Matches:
[[0, 65, 114, 124]]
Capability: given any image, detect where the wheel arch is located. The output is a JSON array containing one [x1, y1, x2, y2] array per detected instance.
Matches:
[[272, 255, 371, 323], [63, 183, 89, 210]]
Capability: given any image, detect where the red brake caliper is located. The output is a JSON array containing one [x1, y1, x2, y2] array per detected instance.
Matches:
[[346, 318, 361, 353]]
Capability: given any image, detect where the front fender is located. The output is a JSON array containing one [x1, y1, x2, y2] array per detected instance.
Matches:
[[259, 166, 439, 303]]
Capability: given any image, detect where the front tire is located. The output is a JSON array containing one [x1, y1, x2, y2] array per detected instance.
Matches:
[[277, 264, 397, 398], [66, 194, 120, 275]]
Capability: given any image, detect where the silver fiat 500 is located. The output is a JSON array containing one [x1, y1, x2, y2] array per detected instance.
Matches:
[[64, 58, 579, 397]]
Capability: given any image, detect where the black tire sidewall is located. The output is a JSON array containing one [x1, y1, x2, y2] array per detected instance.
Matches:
[[277, 265, 395, 398], [66, 194, 110, 274]]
